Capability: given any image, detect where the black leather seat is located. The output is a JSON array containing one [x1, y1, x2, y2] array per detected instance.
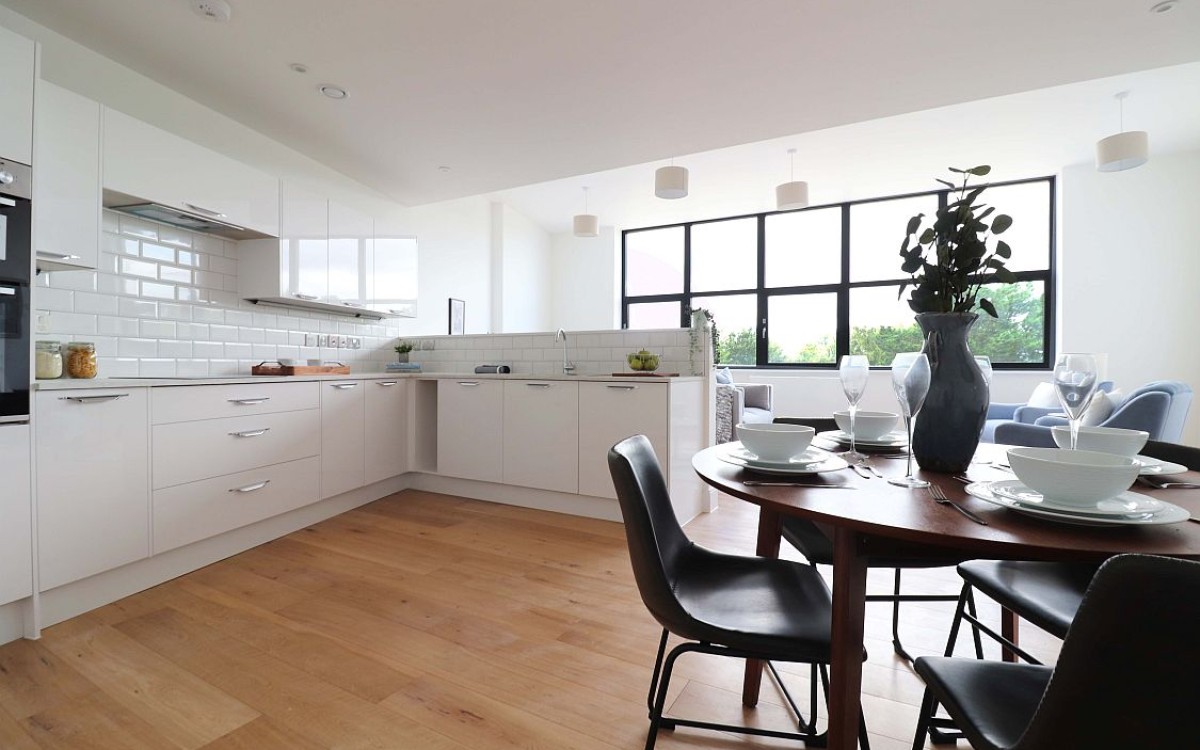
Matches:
[[913, 554, 1200, 750], [775, 417, 973, 663], [608, 434, 865, 749]]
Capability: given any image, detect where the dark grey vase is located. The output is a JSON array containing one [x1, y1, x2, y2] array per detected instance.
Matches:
[[912, 312, 990, 473]]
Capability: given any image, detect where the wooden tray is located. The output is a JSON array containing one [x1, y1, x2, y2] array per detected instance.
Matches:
[[611, 372, 680, 378], [252, 363, 351, 376]]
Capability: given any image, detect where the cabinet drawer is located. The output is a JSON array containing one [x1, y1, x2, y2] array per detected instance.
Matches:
[[153, 456, 320, 554], [151, 381, 319, 424], [153, 409, 320, 489]]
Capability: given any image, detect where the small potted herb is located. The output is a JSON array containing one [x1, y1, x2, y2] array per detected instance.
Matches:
[[394, 341, 414, 363]]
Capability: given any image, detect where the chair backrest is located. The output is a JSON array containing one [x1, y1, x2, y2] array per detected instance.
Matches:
[[1141, 439, 1200, 470], [1015, 554, 1200, 748], [607, 435, 696, 631], [1106, 380, 1193, 441], [774, 416, 838, 433]]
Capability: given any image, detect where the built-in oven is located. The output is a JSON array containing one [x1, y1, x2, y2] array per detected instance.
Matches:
[[0, 158, 32, 424]]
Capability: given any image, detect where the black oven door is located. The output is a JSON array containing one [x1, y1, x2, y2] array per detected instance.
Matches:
[[0, 282, 29, 422], [0, 159, 32, 285]]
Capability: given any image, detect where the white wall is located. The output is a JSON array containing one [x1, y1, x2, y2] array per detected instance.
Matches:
[[551, 227, 620, 331], [1061, 150, 1200, 444], [495, 205, 552, 333]]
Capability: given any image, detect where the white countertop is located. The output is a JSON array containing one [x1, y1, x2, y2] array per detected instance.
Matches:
[[33, 372, 702, 390]]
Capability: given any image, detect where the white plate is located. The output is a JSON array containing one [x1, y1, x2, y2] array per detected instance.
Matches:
[[989, 480, 1165, 517], [717, 444, 849, 475], [818, 430, 908, 448], [964, 481, 1189, 526], [1134, 455, 1189, 476], [728, 444, 828, 468]]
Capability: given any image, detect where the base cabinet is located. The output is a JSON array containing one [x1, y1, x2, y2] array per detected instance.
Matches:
[[578, 382, 669, 499], [437, 379, 503, 482], [0, 424, 32, 606], [36, 390, 149, 591], [503, 381, 579, 493], [321, 381, 366, 498], [365, 379, 409, 484]]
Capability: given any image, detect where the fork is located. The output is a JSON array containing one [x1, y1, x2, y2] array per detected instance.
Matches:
[[856, 460, 882, 478], [1138, 476, 1200, 490], [928, 484, 989, 525]]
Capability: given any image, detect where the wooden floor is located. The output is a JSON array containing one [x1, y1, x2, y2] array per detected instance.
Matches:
[[0, 490, 1062, 749]]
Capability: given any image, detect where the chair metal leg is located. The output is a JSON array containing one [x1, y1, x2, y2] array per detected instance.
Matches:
[[912, 687, 939, 750], [645, 629, 670, 715]]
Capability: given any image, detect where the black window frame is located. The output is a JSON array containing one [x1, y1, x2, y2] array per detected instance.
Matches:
[[620, 175, 1056, 370]]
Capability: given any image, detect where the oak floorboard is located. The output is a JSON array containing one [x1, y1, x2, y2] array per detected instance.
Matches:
[[0, 639, 97, 720], [0, 705, 39, 750], [198, 716, 325, 750]]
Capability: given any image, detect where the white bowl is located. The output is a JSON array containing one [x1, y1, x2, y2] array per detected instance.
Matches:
[[834, 410, 899, 441], [1051, 425, 1149, 458], [737, 423, 815, 462], [1006, 447, 1140, 506]]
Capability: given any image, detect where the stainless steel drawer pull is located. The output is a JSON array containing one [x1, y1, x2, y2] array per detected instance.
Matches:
[[606, 385, 638, 391], [293, 292, 319, 301], [183, 202, 226, 218], [229, 427, 270, 438], [342, 301, 364, 308], [228, 397, 270, 405], [228, 480, 270, 494], [526, 383, 552, 388], [37, 252, 82, 261], [377, 381, 399, 386], [457, 381, 480, 387], [60, 394, 130, 403], [330, 383, 358, 389]]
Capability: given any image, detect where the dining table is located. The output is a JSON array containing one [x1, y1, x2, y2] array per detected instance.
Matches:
[[692, 440, 1200, 750]]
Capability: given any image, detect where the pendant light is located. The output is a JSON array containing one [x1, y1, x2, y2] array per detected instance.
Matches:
[[1096, 91, 1149, 173], [654, 159, 688, 199], [775, 148, 809, 210], [572, 187, 599, 237]]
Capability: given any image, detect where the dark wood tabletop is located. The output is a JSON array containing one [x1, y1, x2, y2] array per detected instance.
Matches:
[[692, 440, 1200, 750]]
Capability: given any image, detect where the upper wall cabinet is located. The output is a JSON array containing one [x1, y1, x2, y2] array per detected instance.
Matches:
[[0, 25, 35, 165], [369, 215, 418, 318], [102, 108, 279, 237], [33, 82, 101, 271]]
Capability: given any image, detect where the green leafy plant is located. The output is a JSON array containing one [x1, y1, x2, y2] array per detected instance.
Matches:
[[687, 307, 721, 365], [899, 165, 1016, 318], [393, 341, 414, 355]]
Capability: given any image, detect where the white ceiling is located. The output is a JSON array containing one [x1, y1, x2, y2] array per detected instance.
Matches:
[[4, 0, 1200, 220]]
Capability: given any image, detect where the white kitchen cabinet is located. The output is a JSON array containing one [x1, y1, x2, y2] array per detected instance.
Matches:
[[365, 379, 409, 484], [102, 108, 279, 236], [36, 389, 149, 591], [503, 380, 579, 493], [577, 382, 669, 499], [327, 199, 371, 308], [240, 180, 328, 305], [0, 424, 32, 606], [0, 25, 35, 165], [437, 379, 503, 482], [321, 380, 366, 498], [368, 215, 418, 317], [33, 81, 101, 271]]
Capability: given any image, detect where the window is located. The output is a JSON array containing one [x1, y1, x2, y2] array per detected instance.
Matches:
[[621, 176, 1055, 369]]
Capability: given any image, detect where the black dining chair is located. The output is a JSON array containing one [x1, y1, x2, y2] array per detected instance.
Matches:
[[912, 554, 1200, 750], [608, 434, 868, 749], [773, 417, 977, 664], [948, 439, 1200, 664]]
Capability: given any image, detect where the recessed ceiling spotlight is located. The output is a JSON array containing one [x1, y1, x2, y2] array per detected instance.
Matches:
[[189, 0, 232, 22], [1149, 0, 1179, 13], [319, 84, 348, 100], [288, 63, 309, 74], [438, 166, 451, 173]]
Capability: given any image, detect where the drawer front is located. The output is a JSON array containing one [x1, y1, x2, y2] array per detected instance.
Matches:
[[153, 409, 320, 489], [153, 456, 320, 554], [151, 381, 320, 424], [578, 382, 669, 499]]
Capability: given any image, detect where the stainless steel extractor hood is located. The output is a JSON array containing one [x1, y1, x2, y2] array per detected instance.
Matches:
[[104, 192, 272, 240]]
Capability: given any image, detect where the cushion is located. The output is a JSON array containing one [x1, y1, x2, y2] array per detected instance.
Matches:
[[1026, 382, 1060, 409], [715, 367, 734, 384], [1080, 390, 1117, 426]]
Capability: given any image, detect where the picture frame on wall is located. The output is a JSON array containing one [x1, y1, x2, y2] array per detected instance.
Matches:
[[448, 298, 465, 335]]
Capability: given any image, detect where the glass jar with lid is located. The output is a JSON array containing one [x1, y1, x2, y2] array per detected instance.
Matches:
[[36, 340, 63, 379], [66, 341, 98, 379]]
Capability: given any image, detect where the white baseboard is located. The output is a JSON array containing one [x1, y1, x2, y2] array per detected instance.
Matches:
[[408, 473, 623, 522]]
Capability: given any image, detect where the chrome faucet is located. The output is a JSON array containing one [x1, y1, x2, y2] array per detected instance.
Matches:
[[555, 328, 575, 374]]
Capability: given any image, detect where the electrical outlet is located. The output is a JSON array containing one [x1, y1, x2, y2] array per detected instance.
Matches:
[[349, 337, 361, 349], [317, 334, 329, 347], [304, 333, 317, 347], [35, 313, 51, 334]]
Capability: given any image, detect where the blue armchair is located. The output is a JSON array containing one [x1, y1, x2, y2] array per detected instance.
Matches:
[[981, 381, 1113, 443], [993, 380, 1193, 448]]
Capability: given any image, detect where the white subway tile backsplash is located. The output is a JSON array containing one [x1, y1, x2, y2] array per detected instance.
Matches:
[[192, 306, 225, 324], [208, 255, 237, 276], [140, 243, 176, 262], [98, 357, 139, 377], [73, 291, 118, 315], [252, 344, 278, 360], [39, 288, 74, 312], [159, 266, 193, 284], [50, 270, 98, 292], [47, 312, 98, 334], [138, 358, 177, 377], [98, 316, 140, 336], [102, 211, 120, 233], [140, 320, 176, 338], [208, 324, 239, 341], [175, 359, 209, 377], [157, 302, 192, 321], [118, 216, 158, 239], [264, 329, 289, 344], [225, 310, 253, 326], [191, 340, 225, 358], [176, 287, 200, 302], [141, 282, 176, 300], [238, 327, 266, 343], [121, 258, 158, 279], [155, 227, 192, 248], [223, 342, 252, 359], [158, 340, 193, 357], [178, 322, 209, 339], [119, 338, 158, 357]]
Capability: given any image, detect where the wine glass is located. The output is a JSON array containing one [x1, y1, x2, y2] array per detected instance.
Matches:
[[1053, 353, 1099, 450], [888, 352, 931, 488], [839, 355, 870, 461]]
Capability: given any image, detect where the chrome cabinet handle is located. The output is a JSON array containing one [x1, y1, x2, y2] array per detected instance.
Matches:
[[60, 394, 130, 403], [526, 383, 551, 388], [293, 293, 319, 301], [457, 381, 480, 387], [228, 480, 270, 494], [376, 381, 398, 386], [37, 251, 82, 261], [0, 286, 15, 296], [342, 301, 364, 308], [228, 397, 270, 405], [606, 385, 637, 391], [183, 202, 226, 218], [229, 427, 270, 438], [330, 382, 358, 389]]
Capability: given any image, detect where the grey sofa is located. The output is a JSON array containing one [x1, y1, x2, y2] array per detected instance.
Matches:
[[715, 382, 774, 443]]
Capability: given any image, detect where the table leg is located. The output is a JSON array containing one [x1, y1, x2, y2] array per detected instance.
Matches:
[[1001, 606, 1020, 663], [742, 506, 783, 707], [829, 526, 869, 750]]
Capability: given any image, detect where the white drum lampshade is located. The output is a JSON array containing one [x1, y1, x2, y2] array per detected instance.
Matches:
[[1096, 130, 1149, 172], [654, 165, 689, 199], [573, 213, 599, 237], [775, 180, 809, 210]]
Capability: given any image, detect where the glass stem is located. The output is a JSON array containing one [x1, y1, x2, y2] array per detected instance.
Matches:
[[848, 403, 858, 456], [904, 415, 914, 479], [1070, 418, 1080, 451]]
